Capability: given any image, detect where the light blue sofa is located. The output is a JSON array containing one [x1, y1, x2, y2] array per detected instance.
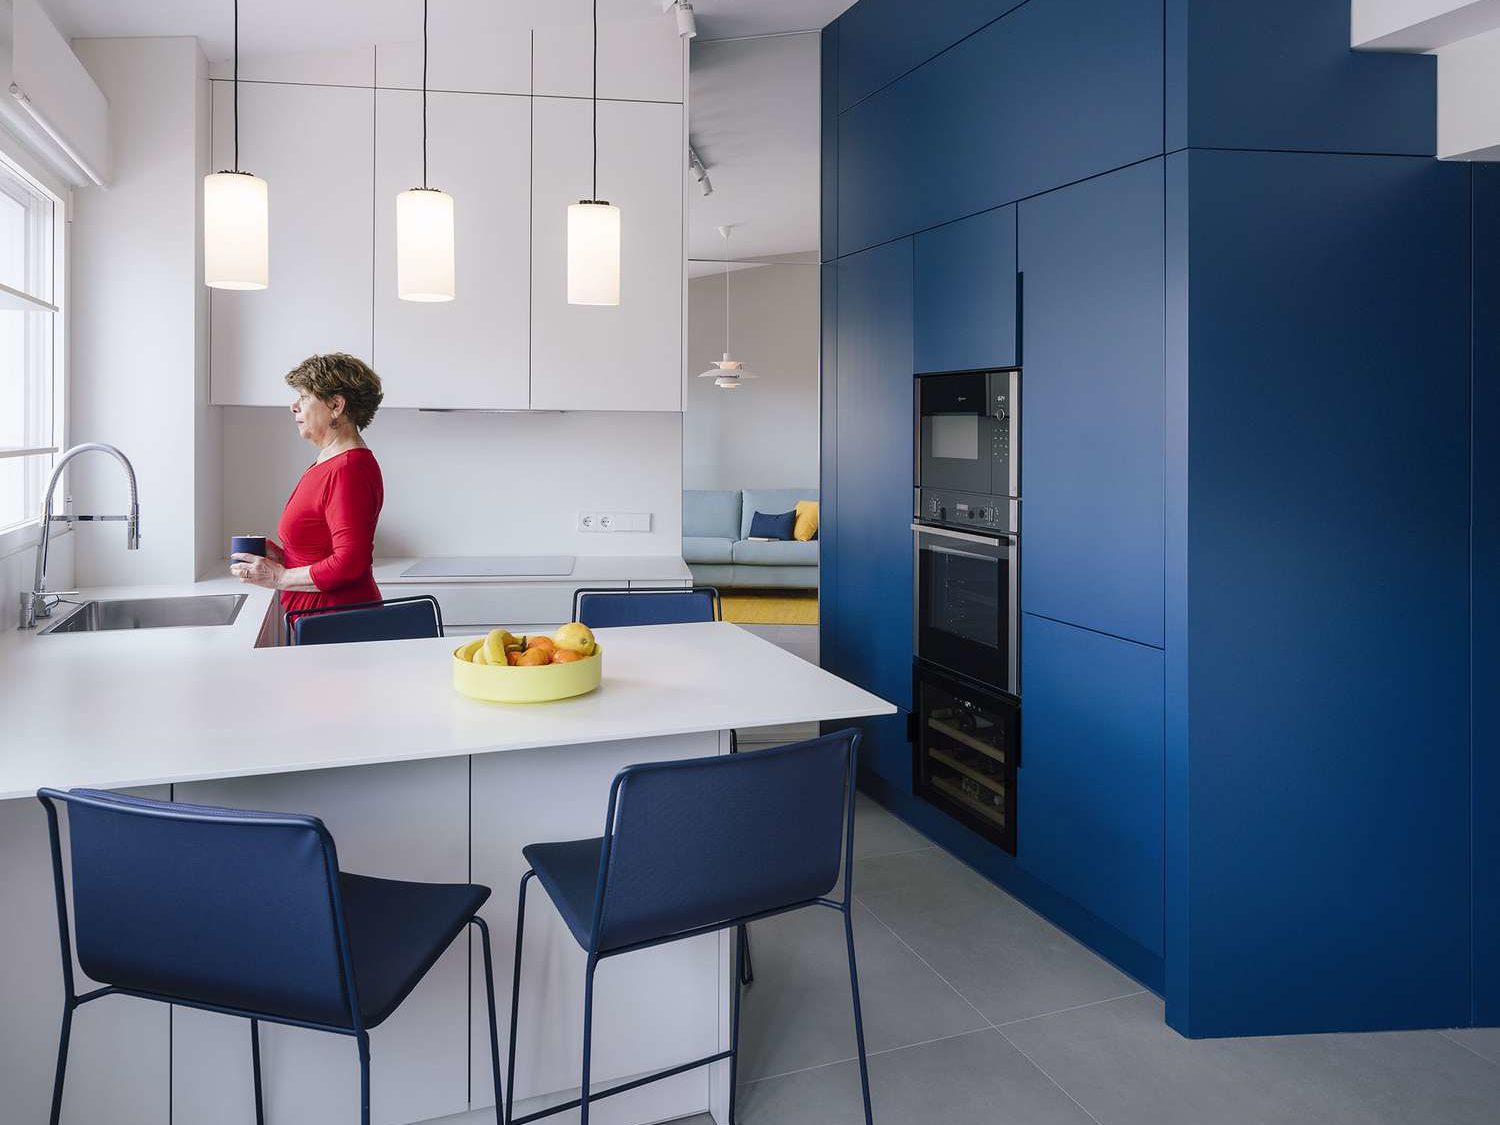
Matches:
[[683, 488, 819, 590]]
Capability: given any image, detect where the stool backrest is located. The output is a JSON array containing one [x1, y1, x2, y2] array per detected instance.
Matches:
[[288, 594, 443, 646], [37, 788, 361, 1029], [591, 729, 859, 952], [573, 587, 720, 629]]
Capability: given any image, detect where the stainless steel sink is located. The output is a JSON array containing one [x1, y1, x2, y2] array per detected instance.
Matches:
[[39, 594, 247, 634]]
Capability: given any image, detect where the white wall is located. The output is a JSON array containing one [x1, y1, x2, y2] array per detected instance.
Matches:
[[684, 262, 819, 491], [1438, 24, 1500, 158], [221, 407, 683, 559], [69, 37, 213, 585]]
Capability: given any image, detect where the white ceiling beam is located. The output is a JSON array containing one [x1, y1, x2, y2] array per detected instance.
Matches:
[[1352, 0, 1500, 51]]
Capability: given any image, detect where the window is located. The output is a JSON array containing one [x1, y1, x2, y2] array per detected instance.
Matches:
[[0, 149, 62, 536]]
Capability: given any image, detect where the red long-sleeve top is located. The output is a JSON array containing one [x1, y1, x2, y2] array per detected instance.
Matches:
[[276, 448, 384, 616]]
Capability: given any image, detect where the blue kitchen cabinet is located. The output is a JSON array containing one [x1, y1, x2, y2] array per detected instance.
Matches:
[[1166, 0, 1434, 157], [837, 0, 1025, 112], [914, 205, 1016, 374], [1472, 164, 1500, 1026], [829, 239, 915, 721], [1171, 149, 1470, 1036], [821, 22, 839, 264], [819, 260, 842, 686], [1020, 159, 1165, 648], [1019, 613, 1164, 956], [837, 0, 1161, 255]]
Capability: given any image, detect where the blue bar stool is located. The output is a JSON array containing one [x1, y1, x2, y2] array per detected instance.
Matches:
[[286, 594, 444, 645], [35, 788, 503, 1125], [505, 729, 873, 1125], [572, 585, 721, 628], [571, 583, 756, 986]]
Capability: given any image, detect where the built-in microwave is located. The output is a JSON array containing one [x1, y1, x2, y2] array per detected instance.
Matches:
[[916, 370, 1019, 517]]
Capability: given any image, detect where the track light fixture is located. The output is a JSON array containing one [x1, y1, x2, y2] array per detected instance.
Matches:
[[661, 0, 697, 40], [688, 145, 712, 197]]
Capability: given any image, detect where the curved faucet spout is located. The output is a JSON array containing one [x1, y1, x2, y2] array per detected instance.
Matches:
[[21, 443, 141, 629]]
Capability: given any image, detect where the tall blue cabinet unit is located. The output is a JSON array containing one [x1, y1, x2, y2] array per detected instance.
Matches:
[[822, 0, 1493, 1039]]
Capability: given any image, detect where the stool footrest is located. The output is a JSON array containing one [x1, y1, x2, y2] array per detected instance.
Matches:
[[511, 1048, 734, 1125]]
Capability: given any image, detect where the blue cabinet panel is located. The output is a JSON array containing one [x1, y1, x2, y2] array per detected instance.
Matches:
[[1020, 614, 1164, 956], [821, 23, 839, 264], [914, 205, 1017, 374], [830, 240, 915, 716], [819, 261, 841, 684], [1166, 0, 1434, 156], [1020, 160, 1165, 648], [1474, 164, 1500, 1026], [836, 0, 1025, 112], [1179, 150, 1470, 1036], [838, 0, 1161, 255]]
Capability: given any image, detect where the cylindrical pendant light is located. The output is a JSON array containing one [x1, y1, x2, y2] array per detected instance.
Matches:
[[567, 0, 620, 306], [397, 0, 455, 302], [204, 0, 268, 290]]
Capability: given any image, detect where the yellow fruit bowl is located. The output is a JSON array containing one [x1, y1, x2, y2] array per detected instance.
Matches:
[[452, 643, 603, 704]]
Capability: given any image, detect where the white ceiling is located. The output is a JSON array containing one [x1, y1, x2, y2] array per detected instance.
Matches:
[[687, 30, 822, 264], [41, 0, 857, 60]]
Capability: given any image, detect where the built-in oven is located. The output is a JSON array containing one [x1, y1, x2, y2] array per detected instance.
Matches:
[[917, 369, 1019, 502], [913, 521, 1018, 698], [913, 662, 1019, 853]]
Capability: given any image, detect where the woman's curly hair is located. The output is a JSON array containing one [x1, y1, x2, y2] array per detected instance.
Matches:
[[284, 353, 384, 430]]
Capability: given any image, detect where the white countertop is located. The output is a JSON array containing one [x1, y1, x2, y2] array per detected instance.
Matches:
[[0, 576, 891, 801], [375, 555, 692, 585]]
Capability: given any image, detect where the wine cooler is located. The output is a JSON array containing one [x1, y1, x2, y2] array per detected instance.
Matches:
[[913, 661, 1018, 853]]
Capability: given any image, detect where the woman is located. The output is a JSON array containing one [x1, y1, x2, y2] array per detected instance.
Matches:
[[230, 353, 385, 622]]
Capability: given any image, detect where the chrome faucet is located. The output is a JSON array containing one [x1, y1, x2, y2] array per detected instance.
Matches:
[[19, 443, 140, 629]]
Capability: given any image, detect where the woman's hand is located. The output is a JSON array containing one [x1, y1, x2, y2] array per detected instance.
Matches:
[[264, 540, 285, 565], [230, 552, 286, 590]]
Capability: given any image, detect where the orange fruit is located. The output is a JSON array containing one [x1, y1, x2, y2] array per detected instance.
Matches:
[[551, 649, 584, 664], [513, 647, 550, 667], [526, 635, 556, 656], [506, 650, 522, 666]]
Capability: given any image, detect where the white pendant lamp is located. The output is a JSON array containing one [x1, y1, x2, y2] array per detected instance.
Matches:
[[397, 0, 455, 302], [204, 0, 268, 290], [698, 225, 759, 390], [567, 0, 621, 306]]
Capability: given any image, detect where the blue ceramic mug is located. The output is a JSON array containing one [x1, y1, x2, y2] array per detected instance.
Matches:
[[230, 535, 267, 558]]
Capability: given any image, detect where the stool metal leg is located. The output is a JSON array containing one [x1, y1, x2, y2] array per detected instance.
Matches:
[[506, 871, 535, 1125], [579, 955, 599, 1125], [470, 916, 505, 1123], [250, 1018, 266, 1125], [728, 932, 745, 1125], [48, 1001, 73, 1125], [738, 924, 755, 986], [356, 1031, 371, 1125], [843, 906, 874, 1125]]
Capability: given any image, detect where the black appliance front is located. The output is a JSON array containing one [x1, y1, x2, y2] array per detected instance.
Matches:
[[914, 522, 1017, 697], [913, 662, 1018, 854], [916, 370, 1019, 501]]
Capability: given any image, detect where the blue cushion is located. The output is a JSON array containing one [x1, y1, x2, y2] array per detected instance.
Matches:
[[740, 489, 817, 541], [748, 510, 796, 540], [523, 837, 605, 950], [683, 490, 743, 540]]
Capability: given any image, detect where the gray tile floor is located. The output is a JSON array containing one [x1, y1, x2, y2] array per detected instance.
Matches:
[[675, 622, 1500, 1125]]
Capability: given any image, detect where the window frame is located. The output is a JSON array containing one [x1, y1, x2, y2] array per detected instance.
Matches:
[[0, 124, 68, 562]]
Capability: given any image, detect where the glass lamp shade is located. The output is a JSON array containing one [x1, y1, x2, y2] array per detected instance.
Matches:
[[396, 187, 456, 302], [567, 200, 621, 306], [204, 171, 268, 290]]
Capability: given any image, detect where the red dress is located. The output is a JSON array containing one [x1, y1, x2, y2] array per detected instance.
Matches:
[[276, 448, 384, 616]]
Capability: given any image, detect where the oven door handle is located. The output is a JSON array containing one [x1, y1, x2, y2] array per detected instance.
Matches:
[[911, 522, 1010, 547]]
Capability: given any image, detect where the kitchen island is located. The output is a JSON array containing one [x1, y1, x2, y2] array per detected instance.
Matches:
[[0, 579, 892, 1125]]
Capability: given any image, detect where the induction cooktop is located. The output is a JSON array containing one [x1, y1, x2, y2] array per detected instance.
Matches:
[[400, 556, 577, 578]]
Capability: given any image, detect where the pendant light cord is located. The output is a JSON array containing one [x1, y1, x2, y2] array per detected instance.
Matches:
[[421, 0, 429, 188], [232, 0, 239, 172], [724, 228, 731, 355], [592, 0, 599, 201]]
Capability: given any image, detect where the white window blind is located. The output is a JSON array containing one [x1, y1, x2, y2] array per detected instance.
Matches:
[[0, 150, 60, 535]]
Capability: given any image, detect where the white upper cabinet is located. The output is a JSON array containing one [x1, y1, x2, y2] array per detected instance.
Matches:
[[210, 81, 374, 406], [374, 90, 531, 410], [530, 96, 684, 412], [374, 1, 531, 94], [532, 3, 685, 103]]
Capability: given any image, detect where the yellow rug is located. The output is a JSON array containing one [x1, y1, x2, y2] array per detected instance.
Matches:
[[721, 591, 820, 626]]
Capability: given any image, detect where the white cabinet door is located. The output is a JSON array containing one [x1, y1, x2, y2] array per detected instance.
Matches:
[[374, 90, 531, 410], [210, 82, 375, 406], [530, 97, 684, 412], [531, 3, 685, 103], [374, 1, 531, 94]]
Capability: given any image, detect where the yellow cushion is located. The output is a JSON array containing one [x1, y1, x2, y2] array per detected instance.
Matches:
[[794, 500, 820, 542]]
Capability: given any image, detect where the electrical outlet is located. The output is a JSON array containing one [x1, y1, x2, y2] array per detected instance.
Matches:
[[577, 512, 599, 532], [578, 511, 651, 533]]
